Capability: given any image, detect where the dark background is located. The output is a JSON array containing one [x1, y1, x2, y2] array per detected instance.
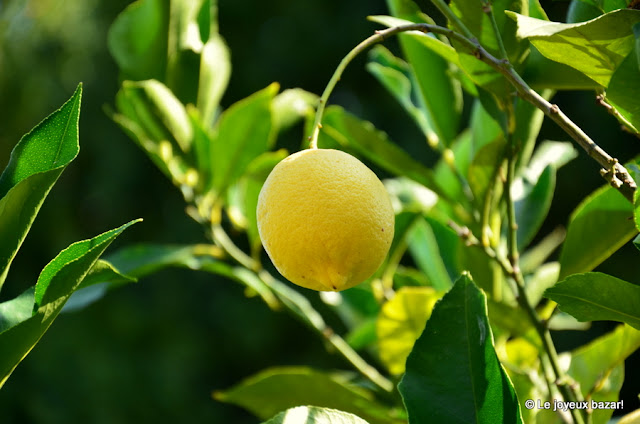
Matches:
[[0, 0, 637, 422]]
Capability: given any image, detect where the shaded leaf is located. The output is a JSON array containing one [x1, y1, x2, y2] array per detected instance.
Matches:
[[272, 89, 318, 132], [468, 139, 506, 211], [407, 218, 454, 290], [376, 286, 441, 374], [107, 0, 168, 81], [544, 272, 640, 329], [508, 9, 640, 86], [559, 184, 636, 279], [0, 287, 34, 334], [398, 274, 523, 424], [215, 367, 402, 424], [262, 406, 370, 424], [0, 84, 82, 290]]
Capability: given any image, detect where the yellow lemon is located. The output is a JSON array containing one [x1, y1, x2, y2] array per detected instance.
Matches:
[[257, 148, 395, 291]]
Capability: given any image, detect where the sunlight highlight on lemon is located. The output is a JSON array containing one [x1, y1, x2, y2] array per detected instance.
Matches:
[[257, 148, 395, 291]]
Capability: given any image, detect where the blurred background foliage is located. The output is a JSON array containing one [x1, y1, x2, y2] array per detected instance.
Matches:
[[0, 0, 638, 422]]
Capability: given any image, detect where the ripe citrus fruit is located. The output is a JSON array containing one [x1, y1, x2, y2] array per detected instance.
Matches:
[[257, 148, 395, 291]]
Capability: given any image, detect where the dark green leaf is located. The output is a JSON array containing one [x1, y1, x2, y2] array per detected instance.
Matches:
[[559, 185, 636, 279], [0, 219, 140, 388], [398, 274, 523, 424], [0, 84, 82, 291], [210, 83, 278, 194], [544, 272, 640, 329], [215, 367, 402, 424], [262, 406, 370, 424], [107, 0, 168, 81], [567, 0, 602, 23], [508, 9, 640, 86]]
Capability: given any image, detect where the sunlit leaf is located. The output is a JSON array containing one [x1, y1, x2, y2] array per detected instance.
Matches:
[[262, 406, 370, 424], [215, 367, 402, 424], [508, 9, 640, 86], [377, 286, 441, 374], [0, 84, 82, 291]]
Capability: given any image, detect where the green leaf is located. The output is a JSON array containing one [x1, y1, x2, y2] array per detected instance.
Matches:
[[227, 150, 289, 253], [513, 165, 555, 250], [398, 274, 523, 424], [544, 272, 640, 329], [121, 79, 193, 153], [376, 286, 442, 375], [272, 88, 318, 132], [606, 44, 640, 134], [0, 287, 34, 334], [197, 34, 231, 128], [316, 106, 447, 199], [385, 0, 462, 146], [262, 406, 370, 424], [468, 139, 506, 211], [366, 46, 435, 142], [508, 9, 640, 86], [566, 324, 640, 423], [107, 0, 168, 81], [210, 83, 278, 194], [0, 219, 140, 388], [407, 218, 454, 290], [0, 84, 82, 291], [559, 184, 636, 279], [166, 0, 209, 103], [214, 367, 401, 424]]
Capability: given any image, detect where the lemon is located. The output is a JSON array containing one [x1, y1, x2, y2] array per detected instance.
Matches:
[[257, 148, 395, 291]]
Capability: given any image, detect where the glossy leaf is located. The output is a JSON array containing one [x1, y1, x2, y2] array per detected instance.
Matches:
[[197, 34, 231, 129], [214, 367, 401, 424], [508, 9, 640, 86], [544, 272, 640, 329], [376, 286, 441, 375], [513, 165, 555, 250], [559, 184, 636, 279], [210, 83, 278, 193], [0, 219, 140, 388], [107, 0, 168, 81], [398, 274, 523, 424], [0, 84, 82, 291], [317, 106, 446, 198], [262, 406, 370, 424], [606, 40, 640, 134]]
